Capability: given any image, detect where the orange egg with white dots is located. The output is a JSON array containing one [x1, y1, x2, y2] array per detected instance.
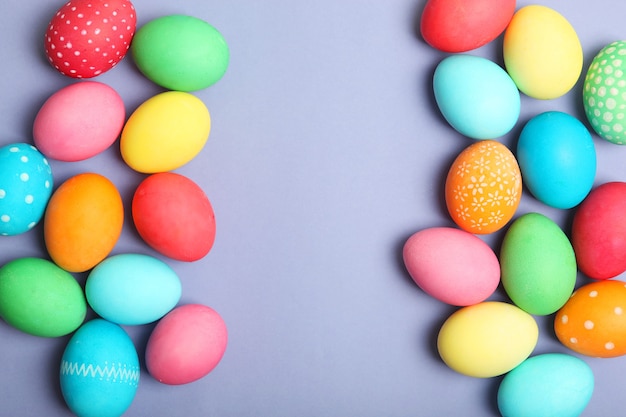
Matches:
[[555, 280, 626, 358], [445, 140, 522, 234]]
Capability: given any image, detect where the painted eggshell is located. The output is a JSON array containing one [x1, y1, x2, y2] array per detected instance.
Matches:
[[33, 81, 126, 162], [131, 15, 229, 91], [132, 172, 216, 262], [433, 54, 520, 139], [86, 253, 181, 325], [146, 304, 228, 385], [583, 40, 626, 144], [503, 5, 583, 99], [497, 353, 594, 417], [60, 319, 140, 417], [437, 301, 538, 378], [402, 227, 500, 306], [555, 280, 626, 358], [0, 257, 86, 337], [44, 0, 137, 78], [0, 143, 53, 236], [445, 140, 522, 234], [44, 173, 123, 273], [517, 111, 596, 209], [120, 91, 211, 173], [571, 182, 626, 280], [500, 213, 577, 316]]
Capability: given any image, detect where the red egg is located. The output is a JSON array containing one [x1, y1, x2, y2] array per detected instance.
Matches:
[[132, 172, 216, 262], [44, 0, 137, 78]]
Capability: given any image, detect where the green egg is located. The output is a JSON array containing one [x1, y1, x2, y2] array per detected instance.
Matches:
[[131, 14, 229, 92], [0, 257, 86, 337], [500, 213, 577, 316]]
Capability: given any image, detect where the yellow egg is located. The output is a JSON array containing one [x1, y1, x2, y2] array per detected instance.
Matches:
[[120, 91, 211, 173], [503, 5, 583, 100], [438, 301, 538, 378], [445, 140, 522, 234]]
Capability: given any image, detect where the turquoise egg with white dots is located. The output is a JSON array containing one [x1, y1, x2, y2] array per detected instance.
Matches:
[[0, 143, 53, 235], [583, 40, 626, 144]]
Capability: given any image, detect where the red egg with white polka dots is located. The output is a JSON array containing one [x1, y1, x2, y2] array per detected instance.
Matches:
[[555, 280, 626, 358], [44, 0, 137, 78]]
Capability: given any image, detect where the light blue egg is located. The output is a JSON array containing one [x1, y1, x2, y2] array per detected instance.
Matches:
[[433, 54, 520, 139], [86, 253, 181, 325], [497, 353, 594, 417], [60, 319, 140, 417], [0, 143, 53, 235], [517, 111, 596, 209]]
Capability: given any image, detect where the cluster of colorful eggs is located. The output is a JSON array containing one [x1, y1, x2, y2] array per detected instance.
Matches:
[[404, 0, 626, 415], [0, 0, 230, 416]]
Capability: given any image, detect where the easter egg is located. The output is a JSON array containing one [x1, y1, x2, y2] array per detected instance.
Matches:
[[60, 319, 140, 417], [132, 172, 216, 262], [555, 280, 626, 358], [433, 54, 520, 139], [500, 213, 577, 316], [503, 5, 583, 100], [131, 15, 229, 91], [583, 40, 626, 144], [44, 172, 123, 273], [402, 227, 500, 306], [86, 253, 182, 325], [44, 0, 137, 78], [445, 140, 522, 234], [120, 91, 211, 173], [0, 143, 53, 236], [437, 301, 538, 378], [420, 0, 515, 53], [145, 304, 228, 385], [517, 111, 596, 209], [33, 81, 125, 162], [0, 257, 86, 337], [497, 353, 594, 417], [571, 182, 626, 280]]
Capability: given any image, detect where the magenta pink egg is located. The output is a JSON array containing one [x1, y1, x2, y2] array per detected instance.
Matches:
[[33, 81, 125, 162], [145, 304, 227, 385], [403, 227, 500, 305], [132, 172, 216, 262]]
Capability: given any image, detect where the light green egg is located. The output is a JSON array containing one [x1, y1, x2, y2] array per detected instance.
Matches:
[[0, 257, 86, 337], [500, 212, 577, 316]]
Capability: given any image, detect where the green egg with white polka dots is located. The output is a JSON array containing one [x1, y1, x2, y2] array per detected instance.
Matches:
[[583, 40, 626, 144], [0, 143, 53, 236]]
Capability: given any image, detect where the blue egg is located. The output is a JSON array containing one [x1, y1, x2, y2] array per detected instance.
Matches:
[[517, 111, 596, 209], [433, 54, 520, 139], [86, 253, 181, 325], [60, 319, 140, 417], [0, 143, 53, 235], [498, 353, 594, 417]]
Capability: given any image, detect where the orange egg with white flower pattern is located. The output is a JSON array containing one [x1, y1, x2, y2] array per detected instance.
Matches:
[[445, 140, 522, 234]]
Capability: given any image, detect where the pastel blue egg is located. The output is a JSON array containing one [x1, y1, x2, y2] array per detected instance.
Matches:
[[86, 253, 181, 325], [517, 111, 596, 209], [498, 353, 594, 417], [60, 319, 140, 417], [0, 143, 53, 235], [433, 54, 520, 139]]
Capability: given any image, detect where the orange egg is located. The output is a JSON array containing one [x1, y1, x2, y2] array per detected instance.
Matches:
[[44, 173, 123, 273], [445, 140, 521, 234], [555, 280, 626, 358]]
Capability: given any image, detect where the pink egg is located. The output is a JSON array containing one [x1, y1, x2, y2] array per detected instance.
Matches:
[[132, 172, 216, 262], [145, 304, 227, 385], [403, 227, 500, 306], [33, 81, 125, 162]]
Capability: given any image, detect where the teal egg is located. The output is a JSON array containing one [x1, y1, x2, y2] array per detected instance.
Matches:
[[86, 253, 181, 325], [498, 353, 594, 417], [500, 213, 577, 316], [433, 54, 520, 139]]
